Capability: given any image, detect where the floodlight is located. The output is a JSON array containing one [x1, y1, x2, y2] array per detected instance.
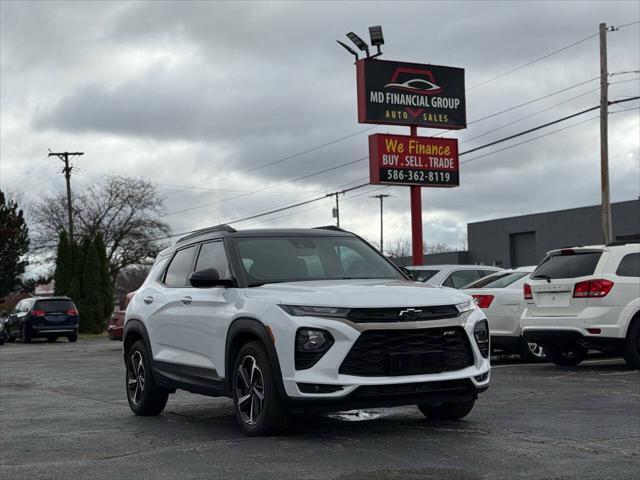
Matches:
[[346, 32, 370, 57], [336, 40, 359, 61], [369, 26, 384, 46]]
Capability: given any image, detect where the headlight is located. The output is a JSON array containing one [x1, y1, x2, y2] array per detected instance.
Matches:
[[474, 320, 490, 358], [455, 299, 476, 313], [280, 305, 349, 319], [295, 328, 334, 370]]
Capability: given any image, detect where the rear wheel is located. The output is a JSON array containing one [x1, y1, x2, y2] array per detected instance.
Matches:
[[548, 345, 587, 366], [518, 338, 547, 363], [126, 340, 169, 416], [622, 319, 640, 370], [232, 341, 290, 436], [418, 399, 475, 420], [21, 325, 31, 344], [68, 334, 78, 343]]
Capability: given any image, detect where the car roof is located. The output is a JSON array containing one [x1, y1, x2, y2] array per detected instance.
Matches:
[[169, 225, 355, 250], [406, 264, 501, 271]]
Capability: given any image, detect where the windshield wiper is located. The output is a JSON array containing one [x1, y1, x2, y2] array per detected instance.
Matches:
[[532, 274, 552, 283], [247, 280, 287, 287]]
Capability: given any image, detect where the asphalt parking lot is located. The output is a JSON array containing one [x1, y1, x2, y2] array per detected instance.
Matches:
[[1, 339, 638, 480]]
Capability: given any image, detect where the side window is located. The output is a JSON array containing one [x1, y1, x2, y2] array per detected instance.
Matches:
[[195, 241, 231, 278], [445, 270, 482, 289], [616, 253, 640, 277], [13, 301, 24, 314], [164, 246, 197, 287]]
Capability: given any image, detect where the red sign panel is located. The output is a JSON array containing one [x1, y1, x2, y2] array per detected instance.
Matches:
[[369, 134, 459, 187]]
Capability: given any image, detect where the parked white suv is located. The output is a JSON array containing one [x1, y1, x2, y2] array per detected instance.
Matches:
[[124, 225, 491, 435], [521, 242, 640, 368]]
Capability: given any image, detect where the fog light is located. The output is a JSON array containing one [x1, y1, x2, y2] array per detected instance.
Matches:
[[295, 328, 334, 370], [474, 372, 489, 382], [474, 320, 490, 358]]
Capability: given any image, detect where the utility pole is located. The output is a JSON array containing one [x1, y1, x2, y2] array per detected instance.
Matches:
[[599, 23, 612, 243], [48, 151, 84, 243], [371, 194, 390, 253], [327, 191, 342, 227]]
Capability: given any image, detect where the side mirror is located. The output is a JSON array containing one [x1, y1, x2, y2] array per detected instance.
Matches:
[[189, 268, 235, 288]]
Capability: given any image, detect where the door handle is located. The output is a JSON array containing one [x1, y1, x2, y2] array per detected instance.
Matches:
[[180, 296, 192, 305], [143, 296, 154, 305]]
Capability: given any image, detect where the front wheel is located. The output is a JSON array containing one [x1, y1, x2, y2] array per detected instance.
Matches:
[[622, 319, 640, 370], [548, 345, 587, 366], [418, 399, 475, 420], [126, 340, 169, 416], [21, 325, 31, 344], [232, 341, 290, 436], [67, 334, 78, 343], [518, 338, 547, 363]]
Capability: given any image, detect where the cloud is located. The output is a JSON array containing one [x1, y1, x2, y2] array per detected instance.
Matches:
[[1, 0, 639, 262]]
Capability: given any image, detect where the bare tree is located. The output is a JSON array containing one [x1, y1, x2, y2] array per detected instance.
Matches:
[[425, 242, 453, 254], [386, 238, 412, 258], [32, 176, 170, 282]]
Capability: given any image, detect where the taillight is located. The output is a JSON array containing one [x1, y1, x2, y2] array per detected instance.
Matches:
[[67, 309, 78, 316], [31, 309, 46, 317], [472, 294, 494, 309], [523, 283, 532, 300], [573, 279, 614, 298]]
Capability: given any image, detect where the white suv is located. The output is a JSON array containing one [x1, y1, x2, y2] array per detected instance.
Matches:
[[124, 225, 491, 435], [521, 242, 640, 368]]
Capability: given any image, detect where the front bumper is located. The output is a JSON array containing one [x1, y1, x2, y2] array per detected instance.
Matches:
[[266, 306, 491, 401]]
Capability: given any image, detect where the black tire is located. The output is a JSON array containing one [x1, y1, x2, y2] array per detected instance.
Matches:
[[67, 334, 78, 343], [232, 341, 290, 436], [418, 399, 476, 420], [0, 333, 5, 345], [47, 336, 58, 343], [622, 318, 640, 370], [125, 340, 169, 416], [548, 345, 587, 366], [518, 338, 547, 363], [21, 325, 31, 344], [7, 333, 16, 343]]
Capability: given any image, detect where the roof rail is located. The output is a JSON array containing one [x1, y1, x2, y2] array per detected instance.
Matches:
[[313, 225, 347, 232], [176, 224, 236, 243], [606, 239, 640, 247]]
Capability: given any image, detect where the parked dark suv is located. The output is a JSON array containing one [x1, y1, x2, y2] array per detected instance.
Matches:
[[4, 297, 79, 343]]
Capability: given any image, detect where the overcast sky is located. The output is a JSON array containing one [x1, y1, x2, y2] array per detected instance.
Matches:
[[1, 0, 639, 263]]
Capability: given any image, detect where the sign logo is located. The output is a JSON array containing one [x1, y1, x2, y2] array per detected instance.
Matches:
[[398, 308, 422, 321], [385, 67, 442, 95]]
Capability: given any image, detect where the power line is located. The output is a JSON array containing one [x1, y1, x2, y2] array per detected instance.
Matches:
[[467, 32, 599, 91]]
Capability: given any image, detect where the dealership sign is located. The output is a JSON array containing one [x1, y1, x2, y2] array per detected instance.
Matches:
[[357, 59, 466, 129], [369, 133, 459, 187]]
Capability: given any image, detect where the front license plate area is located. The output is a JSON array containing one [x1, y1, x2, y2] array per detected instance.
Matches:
[[387, 351, 443, 375]]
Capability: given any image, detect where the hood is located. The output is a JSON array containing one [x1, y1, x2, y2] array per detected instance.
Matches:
[[244, 279, 471, 308]]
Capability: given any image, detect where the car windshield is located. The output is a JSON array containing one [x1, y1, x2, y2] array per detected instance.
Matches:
[[532, 251, 602, 280], [33, 299, 76, 313], [465, 271, 530, 289], [237, 236, 404, 286], [410, 269, 440, 282]]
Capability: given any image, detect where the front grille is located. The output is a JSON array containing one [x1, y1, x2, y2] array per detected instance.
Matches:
[[347, 305, 459, 323], [339, 327, 474, 377], [354, 379, 471, 397]]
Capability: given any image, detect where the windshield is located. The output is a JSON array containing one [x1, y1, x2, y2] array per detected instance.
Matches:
[[465, 271, 530, 289], [33, 299, 76, 313], [410, 269, 440, 282], [237, 236, 404, 286], [532, 252, 602, 280]]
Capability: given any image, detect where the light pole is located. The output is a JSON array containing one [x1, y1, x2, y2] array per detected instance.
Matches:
[[372, 194, 390, 253]]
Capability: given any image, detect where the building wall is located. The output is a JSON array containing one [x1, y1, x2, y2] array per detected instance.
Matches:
[[467, 199, 639, 268]]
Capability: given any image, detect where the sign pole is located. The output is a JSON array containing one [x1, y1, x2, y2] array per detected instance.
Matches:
[[409, 125, 423, 266]]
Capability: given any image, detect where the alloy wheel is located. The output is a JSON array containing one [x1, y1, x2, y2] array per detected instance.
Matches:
[[127, 350, 146, 405], [235, 355, 265, 426], [527, 341, 545, 359]]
